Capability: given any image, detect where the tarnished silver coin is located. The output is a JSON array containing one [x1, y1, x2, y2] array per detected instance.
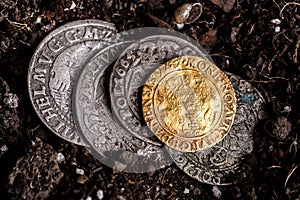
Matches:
[[28, 20, 116, 145], [109, 32, 212, 147], [167, 73, 266, 185], [74, 40, 174, 173], [74, 28, 194, 172]]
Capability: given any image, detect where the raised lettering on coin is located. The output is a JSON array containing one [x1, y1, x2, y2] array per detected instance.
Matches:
[[28, 20, 116, 145], [142, 56, 236, 152]]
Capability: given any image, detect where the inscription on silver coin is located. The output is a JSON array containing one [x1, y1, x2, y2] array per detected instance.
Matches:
[[73, 40, 173, 173], [28, 20, 116, 145], [168, 73, 266, 185], [110, 33, 212, 146]]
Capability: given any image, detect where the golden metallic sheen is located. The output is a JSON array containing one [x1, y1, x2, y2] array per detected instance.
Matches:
[[142, 56, 236, 152]]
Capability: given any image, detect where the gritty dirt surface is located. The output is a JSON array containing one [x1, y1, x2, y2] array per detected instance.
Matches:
[[0, 0, 299, 199]]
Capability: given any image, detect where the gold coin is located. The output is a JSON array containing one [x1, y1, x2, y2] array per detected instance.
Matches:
[[142, 56, 236, 152]]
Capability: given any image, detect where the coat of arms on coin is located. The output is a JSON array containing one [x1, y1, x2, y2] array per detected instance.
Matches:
[[142, 56, 236, 152]]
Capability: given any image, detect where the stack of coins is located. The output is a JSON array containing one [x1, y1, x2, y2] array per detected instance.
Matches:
[[28, 20, 266, 184]]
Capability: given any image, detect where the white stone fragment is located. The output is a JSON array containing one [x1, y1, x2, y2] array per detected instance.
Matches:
[[275, 26, 281, 33], [76, 168, 85, 175], [97, 189, 104, 200], [183, 188, 190, 194], [176, 23, 184, 30], [1, 145, 8, 153], [70, 1, 76, 9], [283, 105, 291, 112], [271, 18, 281, 25], [36, 16, 42, 24], [86, 196, 92, 200], [57, 152, 65, 163]]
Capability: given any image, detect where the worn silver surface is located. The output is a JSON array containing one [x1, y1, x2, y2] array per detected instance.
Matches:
[[109, 33, 212, 147], [168, 72, 266, 185], [28, 20, 116, 145], [73, 41, 173, 173], [73, 28, 202, 172]]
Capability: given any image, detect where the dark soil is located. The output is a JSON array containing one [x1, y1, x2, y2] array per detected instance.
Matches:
[[0, 0, 299, 199]]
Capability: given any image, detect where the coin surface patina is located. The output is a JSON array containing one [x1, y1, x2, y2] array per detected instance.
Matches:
[[28, 20, 116, 145], [142, 56, 236, 152], [74, 28, 199, 172], [167, 72, 266, 185], [109, 33, 212, 147], [73, 40, 173, 173]]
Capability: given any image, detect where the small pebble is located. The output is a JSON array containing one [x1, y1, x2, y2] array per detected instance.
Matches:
[[117, 195, 126, 200], [36, 16, 42, 24], [86, 196, 92, 200], [176, 23, 184, 30], [97, 189, 104, 200], [77, 174, 89, 184], [173, 3, 202, 24], [271, 18, 281, 25], [70, 1, 76, 9], [275, 26, 281, 33], [1, 145, 8, 153], [183, 188, 190, 194], [76, 168, 85, 175], [57, 152, 65, 163], [3, 93, 18, 108], [283, 105, 291, 113]]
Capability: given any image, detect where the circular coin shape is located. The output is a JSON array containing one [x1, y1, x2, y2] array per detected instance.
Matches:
[[110, 32, 213, 147], [74, 28, 198, 172], [142, 56, 236, 152], [28, 20, 116, 145], [167, 72, 266, 185], [74, 42, 172, 173]]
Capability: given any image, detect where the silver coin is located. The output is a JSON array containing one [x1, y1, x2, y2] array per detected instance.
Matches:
[[167, 73, 266, 185], [28, 20, 116, 145], [109, 32, 212, 147], [73, 41, 173, 173], [74, 28, 192, 172]]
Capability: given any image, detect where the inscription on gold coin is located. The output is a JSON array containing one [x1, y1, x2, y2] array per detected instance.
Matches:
[[142, 56, 236, 152]]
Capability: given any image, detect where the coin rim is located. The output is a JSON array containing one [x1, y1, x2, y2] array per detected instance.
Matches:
[[167, 72, 266, 185], [109, 33, 213, 147], [142, 56, 237, 152], [27, 19, 116, 146]]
